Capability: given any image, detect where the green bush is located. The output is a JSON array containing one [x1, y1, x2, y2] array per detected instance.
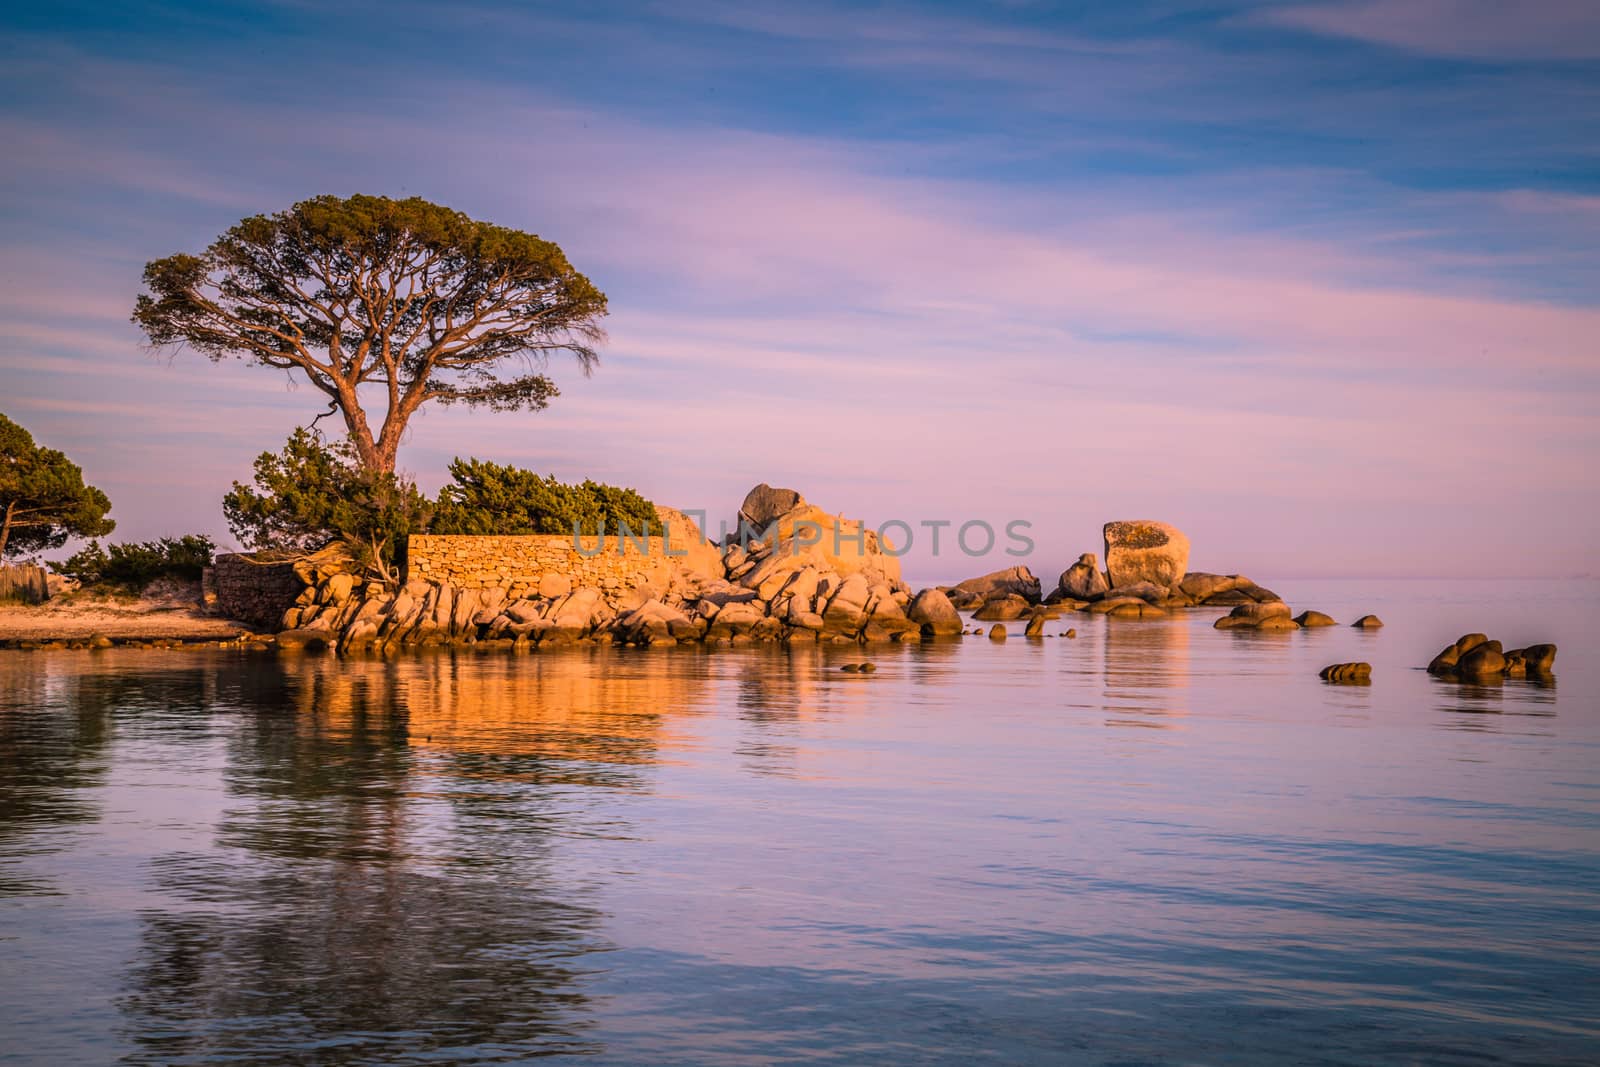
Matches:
[[431, 458, 658, 537], [222, 428, 432, 583], [52, 534, 214, 587]]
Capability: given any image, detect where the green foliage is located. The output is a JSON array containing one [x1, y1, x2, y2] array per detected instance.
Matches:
[[0, 413, 115, 559], [52, 535, 215, 588], [432, 458, 658, 537], [222, 428, 431, 580], [133, 194, 609, 473]]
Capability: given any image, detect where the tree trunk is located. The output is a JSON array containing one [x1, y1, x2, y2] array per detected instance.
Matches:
[[339, 406, 391, 474], [0, 500, 13, 559], [375, 426, 403, 474]]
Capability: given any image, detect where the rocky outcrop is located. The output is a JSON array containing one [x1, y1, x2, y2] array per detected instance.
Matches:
[[656, 505, 725, 583], [1104, 521, 1189, 591], [728, 485, 902, 589], [1174, 573, 1279, 606], [1294, 610, 1336, 627], [1056, 554, 1110, 601], [1428, 633, 1555, 681], [948, 566, 1041, 607], [1352, 615, 1384, 629]]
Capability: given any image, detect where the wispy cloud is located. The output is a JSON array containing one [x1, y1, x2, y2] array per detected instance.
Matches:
[[1256, 0, 1600, 60]]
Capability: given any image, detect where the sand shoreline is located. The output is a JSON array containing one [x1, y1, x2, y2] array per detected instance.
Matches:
[[0, 592, 250, 643]]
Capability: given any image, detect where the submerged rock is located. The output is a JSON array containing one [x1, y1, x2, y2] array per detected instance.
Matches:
[[1293, 610, 1336, 627], [1352, 615, 1384, 629], [1107, 601, 1166, 619], [275, 629, 331, 651], [1319, 662, 1371, 683]]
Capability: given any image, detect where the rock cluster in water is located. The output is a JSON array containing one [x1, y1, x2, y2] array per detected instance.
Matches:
[[943, 521, 1362, 634], [1428, 634, 1556, 681]]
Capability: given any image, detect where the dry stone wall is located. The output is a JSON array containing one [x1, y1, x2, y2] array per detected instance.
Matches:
[[405, 534, 690, 597], [213, 554, 304, 629]]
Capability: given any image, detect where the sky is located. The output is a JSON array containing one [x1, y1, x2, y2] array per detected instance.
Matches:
[[1, 0, 1597, 583]]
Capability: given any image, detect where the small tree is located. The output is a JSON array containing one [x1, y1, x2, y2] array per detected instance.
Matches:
[[134, 195, 608, 474], [0, 413, 115, 558], [223, 429, 431, 584]]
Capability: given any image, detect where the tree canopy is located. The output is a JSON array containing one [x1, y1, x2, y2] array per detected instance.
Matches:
[[0, 413, 115, 559], [134, 194, 608, 473]]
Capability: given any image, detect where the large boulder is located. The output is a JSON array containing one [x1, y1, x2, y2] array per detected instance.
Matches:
[[1457, 642, 1506, 678], [1103, 521, 1190, 590], [952, 566, 1042, 605], [738, 484, 805, 530], [973, 594, 1031, 621], [1057, 554, 1110, 601], [907, 589, 962, 636], [1229, 600, 1291, 621], [1520, 644, 1558, 673], [1177, 572, 1240, 601]]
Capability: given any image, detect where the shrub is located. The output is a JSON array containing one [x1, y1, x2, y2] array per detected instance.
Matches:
[[52, 534, 215, 588], [431, 458, 658, 537], [222, 428, 431, 583]]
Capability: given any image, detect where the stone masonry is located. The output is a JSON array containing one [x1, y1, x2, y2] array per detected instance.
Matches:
[[213, 553, 305, 629], [405, 534, 688, 598]]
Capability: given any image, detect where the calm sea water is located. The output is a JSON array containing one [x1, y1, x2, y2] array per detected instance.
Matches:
[[1, 579, 1596, 1065]]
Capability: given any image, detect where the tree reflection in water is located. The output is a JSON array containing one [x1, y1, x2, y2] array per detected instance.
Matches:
[[101, 649, 702, 1065]]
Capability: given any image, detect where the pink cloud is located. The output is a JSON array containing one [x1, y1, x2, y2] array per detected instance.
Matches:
[[1257, 0, 1600, 60]]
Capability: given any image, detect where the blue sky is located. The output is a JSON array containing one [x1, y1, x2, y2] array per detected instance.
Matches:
[[2, 1, 1597, 579]]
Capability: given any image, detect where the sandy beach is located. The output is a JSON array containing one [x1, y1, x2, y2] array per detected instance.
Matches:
[[0, 587, 248, 642]]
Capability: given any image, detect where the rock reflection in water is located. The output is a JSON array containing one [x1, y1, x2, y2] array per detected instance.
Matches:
[[1099, 616, 1190, 731]]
